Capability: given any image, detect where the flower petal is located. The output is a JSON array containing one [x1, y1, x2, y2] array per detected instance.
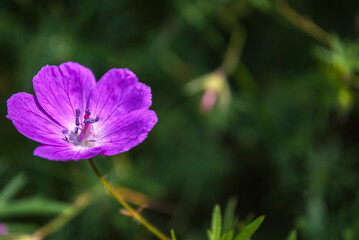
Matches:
[[97, 110, 157, 156], [33, 145, 105, 161], [7, 92, 65, 145], [87, 68, 152, 131], [0, 223, 7, 235], [33, 62, 96, 130]]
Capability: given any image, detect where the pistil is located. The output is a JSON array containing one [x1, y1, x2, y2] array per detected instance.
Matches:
[[77, 109, 99, 145]]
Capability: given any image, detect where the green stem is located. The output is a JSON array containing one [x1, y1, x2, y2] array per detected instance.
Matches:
[[88, 158, 170, 240], [275, 0, 332, 47], [220, 24, 246, 76], [32, 191, 93, 239]]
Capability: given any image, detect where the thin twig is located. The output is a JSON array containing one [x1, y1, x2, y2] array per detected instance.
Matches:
[[88, 158, 170, 240], [275, 0, 332, 47]]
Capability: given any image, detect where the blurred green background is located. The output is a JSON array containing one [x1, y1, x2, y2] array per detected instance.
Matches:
[[1, 0, 359, 239]]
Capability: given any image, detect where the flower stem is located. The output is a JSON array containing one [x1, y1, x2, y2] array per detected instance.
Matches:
[[88, 158, 170, 240], [275, 0, 332, 47]]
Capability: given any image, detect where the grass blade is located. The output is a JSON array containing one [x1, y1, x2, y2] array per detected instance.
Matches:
[[234, 215, 265, 240]]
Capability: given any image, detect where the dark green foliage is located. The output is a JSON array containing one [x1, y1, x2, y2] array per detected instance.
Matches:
[[0, 174, 70, 234], [287, 230, 297, 240], [207, 203, 264, 240], [1, 0, 359, 239]]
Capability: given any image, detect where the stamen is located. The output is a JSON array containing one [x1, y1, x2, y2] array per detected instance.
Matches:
[[75, 109, 81, 126], [84, 118, 96, 123], [66, 108, 98, 146], [83, 116, 99, 124]]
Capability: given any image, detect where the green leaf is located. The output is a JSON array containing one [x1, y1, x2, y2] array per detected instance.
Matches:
[[0, 196, 69, 217], [286, 230, 297, 240], [246, 0, 274, 12], [221, 230, 234, 240], [0, 173, 26, 203], [223, 197, 238, 233], [234, 215, 265, 240], [0, 160, 8, 177], [209, 205, 222, 240], [208, 229, 212, 240], [171, 229, 177, 240], [315, 36, 359, 78], [6, 222, 38, 233]]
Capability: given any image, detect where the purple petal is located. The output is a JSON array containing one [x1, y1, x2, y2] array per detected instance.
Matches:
[[33, 62, 96, 130], [7, 93, 65, 145], [33, 145, 105, 161], [87, 69, 152, 131], [97, 110, 157, 156]]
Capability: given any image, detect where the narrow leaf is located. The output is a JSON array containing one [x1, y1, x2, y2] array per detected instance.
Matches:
[[210, 205, 222, 240], [286, 230, 297, 240], [0, 196, 69, 217], [6, 222, 38, 233], [221, 230, 234, 240], [234, 215, 265, 240], [171, 229, 177, 240], [0, 173, 26, 203], [208, 230, 212, 240], [223, 198, 238, 233], [0, 161, 8, 176]]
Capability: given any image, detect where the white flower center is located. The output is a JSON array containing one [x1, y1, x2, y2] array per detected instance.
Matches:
[[62, 109, 99, 147]]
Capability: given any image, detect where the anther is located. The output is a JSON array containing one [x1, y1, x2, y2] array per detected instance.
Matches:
[[75, 109, 81, 126], [85, 109, 91, 116], [83, 115, 99, 124], [74, 127, 79, 134], [88, 139, 96, 142], [84, 118, 96, 123]]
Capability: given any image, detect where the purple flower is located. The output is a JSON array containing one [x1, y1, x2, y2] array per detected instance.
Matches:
[[0, 223, 7, 235], [7, 62, 157, 161]]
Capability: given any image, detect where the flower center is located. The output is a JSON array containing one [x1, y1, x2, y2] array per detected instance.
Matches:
[[62, 109, 99, 146]]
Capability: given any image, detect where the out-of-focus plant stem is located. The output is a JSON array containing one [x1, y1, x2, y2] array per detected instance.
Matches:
[[172, 0, 226, 53], [275, 0, 332, 47], [88, 158, 170, 240], [220, 24, 246, 76], [28, 191, 93, 240]]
